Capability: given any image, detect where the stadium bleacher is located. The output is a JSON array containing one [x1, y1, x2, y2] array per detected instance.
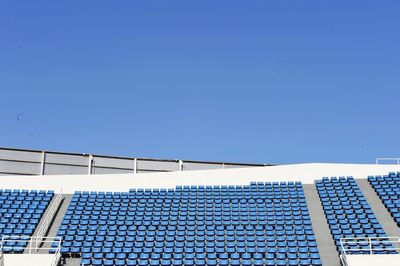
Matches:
[[0, 161, 399, 266], [53, 182, 322, 265], [368, 172, 400, 226], [315, 176, 393, 254], [0, 189, 54, 253]]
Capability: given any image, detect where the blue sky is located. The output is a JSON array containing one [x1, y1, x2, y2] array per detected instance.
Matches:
[[0, 1, 399, 164]]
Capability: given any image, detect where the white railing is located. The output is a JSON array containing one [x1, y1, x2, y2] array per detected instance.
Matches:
[[340, 237, 400, 266], [0, 236, 61, 266], [49, 237, 62, 266], [35, 191, 63, 251], [376, 158, 400, 165]]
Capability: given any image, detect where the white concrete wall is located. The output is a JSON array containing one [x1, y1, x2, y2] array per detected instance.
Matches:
[[0, 163, 398, 193], [344, 254, 400, 266], [2, 254, 57, 266]]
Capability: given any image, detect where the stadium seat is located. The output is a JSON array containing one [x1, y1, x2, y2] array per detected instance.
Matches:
[[368, 172, 400, 227], [316, 176, 393, 254], [0, 189, 53, 244], [55, 182, 321, 265]]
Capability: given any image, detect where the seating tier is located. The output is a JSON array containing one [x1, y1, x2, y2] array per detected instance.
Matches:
[[55, 182, 322, 265], [368, 172, 400, 226], [316, 177, 391, 254], [0, 189, 54, 253]]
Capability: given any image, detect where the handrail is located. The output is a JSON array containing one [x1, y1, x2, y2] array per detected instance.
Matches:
[[35, 191, 63, 251], [376, 158, 400, 165], [0, 235, 62, 266], [0, 235, 31, 253], [0, 235, 61, 253], [340, 236, 400, 265], [50, 239, 62, 266]]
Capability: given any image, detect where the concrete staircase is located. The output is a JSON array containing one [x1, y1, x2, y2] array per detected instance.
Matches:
[[25, 194, 74, 264], [42, 194, 74, 251], [356, 179, 400, 237], [303, 184, 341, 266]]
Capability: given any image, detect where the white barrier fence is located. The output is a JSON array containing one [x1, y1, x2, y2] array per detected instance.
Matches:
[[0, 236, 62, 266], [340, 237, 400, 266]]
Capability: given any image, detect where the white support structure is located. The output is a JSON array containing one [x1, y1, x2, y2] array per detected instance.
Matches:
[[178, 160, 183, 171], [35, 192, 63, 251], [340, 237, 400, 266], [88, 155, 93, 175], [40, 151, 46, 175], [133, 158, 137, 174], [376, 158, 400, 165], [0, 236, 61, 266]]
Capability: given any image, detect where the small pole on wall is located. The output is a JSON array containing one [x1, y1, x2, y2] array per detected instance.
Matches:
[[134, 158, 138, 174], [40, 150, 46, 175], [88, 155, 93, 175]]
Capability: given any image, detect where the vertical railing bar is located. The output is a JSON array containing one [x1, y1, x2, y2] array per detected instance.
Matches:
[[40, 150, 46, 175], [134, 158, 137, 174], [88, 155, 93, 175], [29, 237, 32, 254]]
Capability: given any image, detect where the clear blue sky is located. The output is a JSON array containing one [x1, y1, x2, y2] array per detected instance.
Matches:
[[1, 1, 399, 164]]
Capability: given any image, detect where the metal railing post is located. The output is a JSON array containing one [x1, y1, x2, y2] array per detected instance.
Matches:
[[88, 155, 93, 175], [29, 237, 32, 254], [40, 151, 46, 175], [134, 158, 137, 174]]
